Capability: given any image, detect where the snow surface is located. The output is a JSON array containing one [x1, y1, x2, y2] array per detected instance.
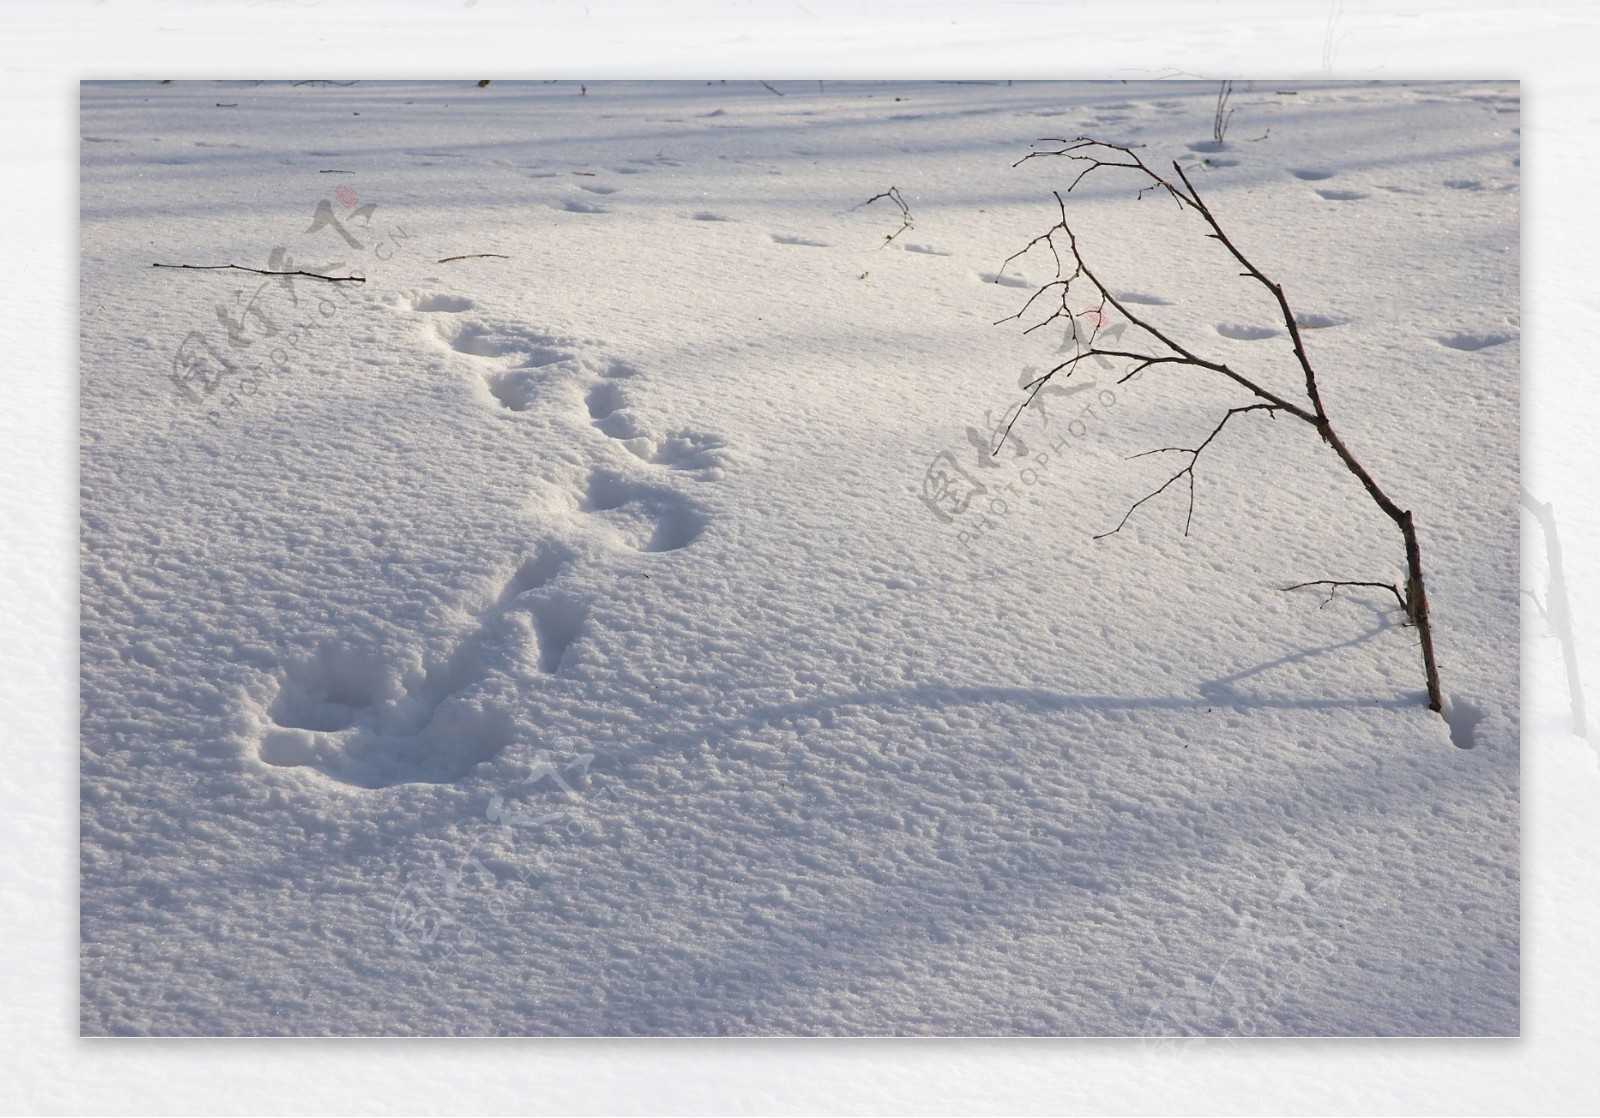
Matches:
[[76, 78, 1523, 1037]]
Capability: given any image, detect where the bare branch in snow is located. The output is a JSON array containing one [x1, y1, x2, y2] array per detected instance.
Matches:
[[998, 136, 1446, 713]]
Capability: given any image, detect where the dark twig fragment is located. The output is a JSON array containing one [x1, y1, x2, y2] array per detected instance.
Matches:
[[862, 186, 914, 246], [152, 262, 364, 282]]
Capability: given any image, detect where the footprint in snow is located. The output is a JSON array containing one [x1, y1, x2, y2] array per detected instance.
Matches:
[[255, 296, 731, 788], [258, 537, 603, 788], [1315, 188, 1369, 202], [584, 375, 730, 474], [1114, 291, 1173, 307], [430, 314, 582, 412], [1435, 332, 1513, 351], [771, 233, 829, 248], [1294, 313, 1349, 330], [1215, 323, 1280, 341], [978, 271, 1033, 290], [576, 469, 706, 554], [410, 293, 475, 313], [442, 321, 573, 365]]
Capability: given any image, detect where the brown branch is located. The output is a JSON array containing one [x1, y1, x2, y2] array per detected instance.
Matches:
[[1170, 160, 1328, 421], [151, 263, 364, 282], [437, 254, 510, 263], [1281, 580, 1407, 613], [1002, 137, 1446, 712], [862, 186, 913, 246], [992, 189, 1314, 422], [1096, 404, 1279, 539]]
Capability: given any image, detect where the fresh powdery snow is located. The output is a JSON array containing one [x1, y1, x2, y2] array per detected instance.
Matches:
[[79, 79, 1519, 1036]]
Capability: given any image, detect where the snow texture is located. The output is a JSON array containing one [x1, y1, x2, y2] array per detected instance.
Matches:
[[77, 78, 1521, 1037]]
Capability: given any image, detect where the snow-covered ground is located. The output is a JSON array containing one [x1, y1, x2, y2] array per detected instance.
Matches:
[[79, 78, 1520, 1036]]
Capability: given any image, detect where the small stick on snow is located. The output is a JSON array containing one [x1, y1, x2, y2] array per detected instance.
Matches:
[[1098, 404, 1281, 539], [151, 262, 365, 282], [861, 186, 913, 246], [1282, 580, 1407, 613]]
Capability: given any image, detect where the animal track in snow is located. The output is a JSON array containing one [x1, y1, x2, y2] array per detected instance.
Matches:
[[528, 596, 589, 675], [1114, 291, 1173, 306], [691, 211, 732, 222], [554, 198, 611, 213], [428, 313, 583, 411], [902, 243, 951, 256], [978, 271, 1033, 290], [257, 544, 580, 788], [1289, 167, 1336, 181], [440, 321, 573, 365], [578, 183, 619, 195], [585, 380, 629, 426], [579, 469, 705, 553], [771, 233, 829, 247], [256, 295, 728, 788], [583, 370, 730, 474], [1294, 313, 1349, 330], [1215, 322, 1280, 341], [1435, 332, 1513, 351], [495, 544, 573, 606], [411, 293, 475, 313], [1315, 188, 1369, 202]]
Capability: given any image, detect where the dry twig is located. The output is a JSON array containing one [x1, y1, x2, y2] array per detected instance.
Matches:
[[862, 186, 914, 246], [996, 136, 1445, 712], [152, 262, 364, 282]]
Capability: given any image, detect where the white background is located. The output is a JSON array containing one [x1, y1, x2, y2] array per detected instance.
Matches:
[[5, 0, 1598, 1113]]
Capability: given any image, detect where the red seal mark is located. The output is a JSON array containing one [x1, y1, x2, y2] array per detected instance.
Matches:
[[334, 183, 359, 208]]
